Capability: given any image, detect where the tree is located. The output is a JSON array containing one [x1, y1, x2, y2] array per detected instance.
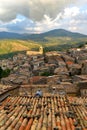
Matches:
[[0, 67, 10, 79], [78, 44, 84, 48], [0, 67, 3, 78], [1, 69, 10, 78], [40, 71, 53, 76]]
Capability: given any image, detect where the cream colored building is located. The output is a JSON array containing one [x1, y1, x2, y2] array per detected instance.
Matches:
[[26, 46, 43, 55]]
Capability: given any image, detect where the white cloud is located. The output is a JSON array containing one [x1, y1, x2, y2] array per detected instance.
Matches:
[[0, 27, 8, 31], [63, 7, 80, 18], [6, 5, 87, 34], [11, 18, 24, 24], [0, 0, 87, 34], [69, 27, 78, 31]]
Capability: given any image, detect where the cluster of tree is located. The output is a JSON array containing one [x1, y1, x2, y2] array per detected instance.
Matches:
[[78, 42, 87, 48], [40, 71, 53, 76], [0, 67, 10, 79]]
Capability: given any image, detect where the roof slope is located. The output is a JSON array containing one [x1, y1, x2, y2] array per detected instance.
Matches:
[[0, 96, 87, 129]]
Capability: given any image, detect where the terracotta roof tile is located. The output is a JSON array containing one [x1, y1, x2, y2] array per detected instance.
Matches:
[[0, 96, 87, 130]]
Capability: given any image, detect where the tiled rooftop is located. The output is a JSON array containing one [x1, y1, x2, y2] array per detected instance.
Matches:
[[0, 84, 13, 95], [0, 96, 87, 130]]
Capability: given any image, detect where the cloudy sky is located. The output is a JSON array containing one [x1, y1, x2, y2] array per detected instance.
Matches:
[[0, 0, 87, 34]]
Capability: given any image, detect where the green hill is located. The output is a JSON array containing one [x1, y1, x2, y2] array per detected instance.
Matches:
[[0, 39, 40, 55], [0, 37, 87, 56], [0, 29, 87, 58], [26, 29, 87, 42]]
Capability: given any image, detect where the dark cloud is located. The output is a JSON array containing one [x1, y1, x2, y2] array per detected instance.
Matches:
[[0, 0, 75, 22]]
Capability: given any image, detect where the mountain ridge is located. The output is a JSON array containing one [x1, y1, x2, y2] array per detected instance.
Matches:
[[0, 29, 87, 40]]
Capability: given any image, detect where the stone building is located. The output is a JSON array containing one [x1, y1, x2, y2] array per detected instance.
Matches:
[[78, 80, 87, 97], [26, 46, 43, 55]]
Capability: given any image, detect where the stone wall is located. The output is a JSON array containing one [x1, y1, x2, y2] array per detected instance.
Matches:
[[19, 84, 77, 96]]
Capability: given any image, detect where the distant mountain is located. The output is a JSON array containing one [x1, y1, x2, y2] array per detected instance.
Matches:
[[0, 29, 87, 41], [27, 29, 87, 41], [44, 29, 87, 37], [0, 32, 23, 39]]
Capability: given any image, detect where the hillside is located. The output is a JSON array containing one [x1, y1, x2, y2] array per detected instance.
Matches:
[[26, 29, 87, 41], [0, 37, 87, 58], [0, 39, 39, 55], [0, 29, 87, 57], [0, 29, 87, 41], [0, 32, 23, 39]]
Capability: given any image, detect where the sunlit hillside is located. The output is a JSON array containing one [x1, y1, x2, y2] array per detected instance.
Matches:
[[0, 37, 87, 57], [0, 39, 40, 55]]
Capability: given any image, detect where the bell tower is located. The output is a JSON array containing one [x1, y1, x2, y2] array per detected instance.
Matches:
[[39, 46, 43, 54]]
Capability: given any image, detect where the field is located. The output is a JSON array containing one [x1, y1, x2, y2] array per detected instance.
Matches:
[[0, 37, 87, 59]]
